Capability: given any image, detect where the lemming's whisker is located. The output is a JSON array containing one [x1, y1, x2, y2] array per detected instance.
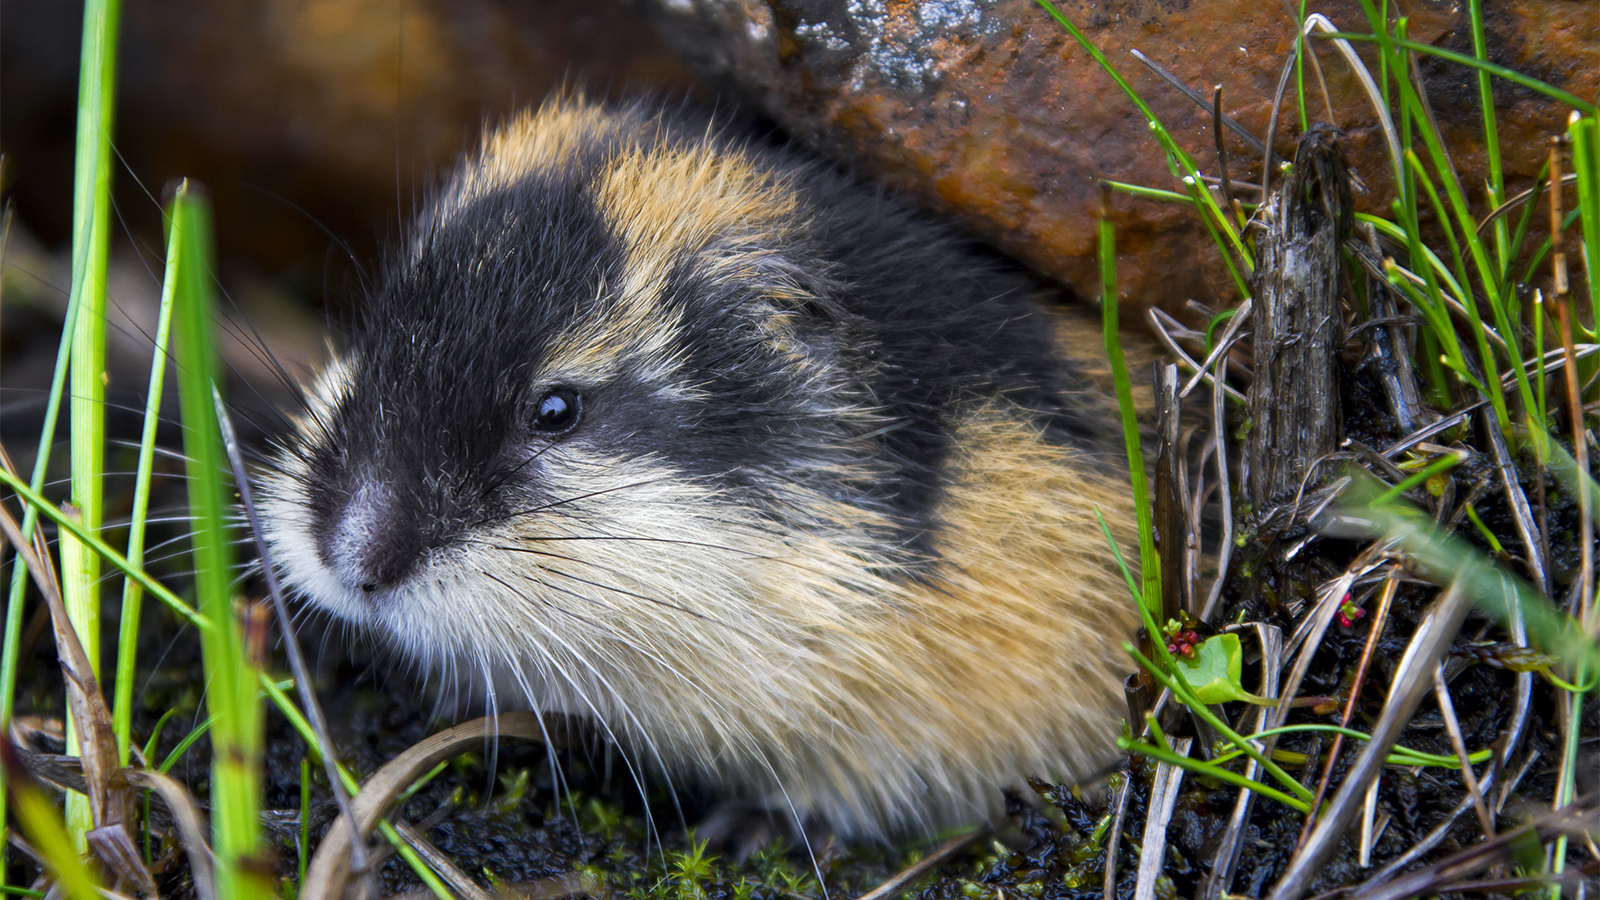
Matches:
[[480, 570, 674, 849], [481, 542, 758, 638], [39, 469, 177, 490], [216, 313, 309, 418], [137, 620, 204, 731], [0, 388, 189, 426], [488, 649, 580, 822], [480, 656, 504, 807], [478, 438, 563, 503], [497, 478, 674, 522], [514, 567, 819, 878], [117, 513, 203, 528], [521, 569, 764, 753], [106, 441, 195, 466], [507, 534, 766, 556]]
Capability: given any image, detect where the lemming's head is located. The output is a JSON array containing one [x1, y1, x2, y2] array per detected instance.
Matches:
[[257, 97, 909, 675]]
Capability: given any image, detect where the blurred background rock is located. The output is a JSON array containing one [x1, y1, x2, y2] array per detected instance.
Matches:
[[0, 0, 696, 434]]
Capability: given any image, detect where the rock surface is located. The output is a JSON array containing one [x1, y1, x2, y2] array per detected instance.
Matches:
[[2, 1, 1592, 318], [643, 0, 1600, 314]]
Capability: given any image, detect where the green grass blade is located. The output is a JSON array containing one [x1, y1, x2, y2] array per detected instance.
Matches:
[[0, 265, 82, 885], [169, 181, 270, 900], [156, 714, 220, 774], [0, 467, 207, 629], [1321, 32, 1597, 115], [1468, 0, 1511, 275], [1501, 157, 1551, 299], [1095, 509, 1143, 606], [1, 749, 101, 900], [111, 198, 182, 765], [60, 0, 122, 848], [1401, 151, 1513, 420], [1033, 0, 1251, 276], [1571, 114, 1599, 329], [1370, 452, 1463, 506], [1097, 191, 1158, 616], [1102, 181, 1197, 206], [1391, 35, 1534, 429], [139, 708, 180, 765]]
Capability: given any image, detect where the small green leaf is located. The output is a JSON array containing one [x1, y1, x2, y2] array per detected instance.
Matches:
[[1174, 634, 1274, 706]]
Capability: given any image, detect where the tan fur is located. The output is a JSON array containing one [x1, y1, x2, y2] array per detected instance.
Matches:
[[443, 99, 818, 400], [418, 402, 1141, 834], [446, 98, 619, 209], [261, 392, 1139, 834], [539, 143, 805, 391]]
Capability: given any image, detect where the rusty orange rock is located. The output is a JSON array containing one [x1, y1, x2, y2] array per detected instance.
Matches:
[[646, 0, 1599, 318]]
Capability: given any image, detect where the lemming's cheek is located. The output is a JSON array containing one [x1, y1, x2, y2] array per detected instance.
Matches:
[[517, 447, 679, 533], [256, 460, 371, 625], [303, 355, 357, 427]]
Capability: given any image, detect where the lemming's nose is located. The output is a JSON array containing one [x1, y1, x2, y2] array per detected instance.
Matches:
[[317, 480, 435, 598]]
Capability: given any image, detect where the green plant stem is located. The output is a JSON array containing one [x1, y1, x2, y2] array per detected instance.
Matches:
[[1117, 738, 1312, 813], [157, 714, 221, 774], [1551, 685, 1587, 894], [112, 199, 181, 765], [260, 679, 458, 900], [1357, 214, 1472, 308], [1469, 0, 1510, 276], [1183, 176, 1254, 299], [1097, 509, 1143, 605], [1213, 724, 1492, 768], [1293, 0, 1309, 133], [60, 0, 122, 849], [1381, 257, 1486, 396], [1125, 643, 1316, 803], [1382, 9, 1537, 431], [1501, 158, 1552, 300], [1519, 209, 1586, 287], [299, 757, 312, 891]]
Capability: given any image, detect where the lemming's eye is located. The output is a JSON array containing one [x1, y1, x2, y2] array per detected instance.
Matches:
[[532, 388, 581, 434]]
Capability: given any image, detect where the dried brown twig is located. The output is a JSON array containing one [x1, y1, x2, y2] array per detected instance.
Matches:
[[1269, 581, 1475, 900], [0, 446, 151, 894], [299, 712, 572, 900]]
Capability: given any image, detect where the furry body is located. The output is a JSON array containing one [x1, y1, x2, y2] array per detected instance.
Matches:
[[260, 96, 1139, 840]]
